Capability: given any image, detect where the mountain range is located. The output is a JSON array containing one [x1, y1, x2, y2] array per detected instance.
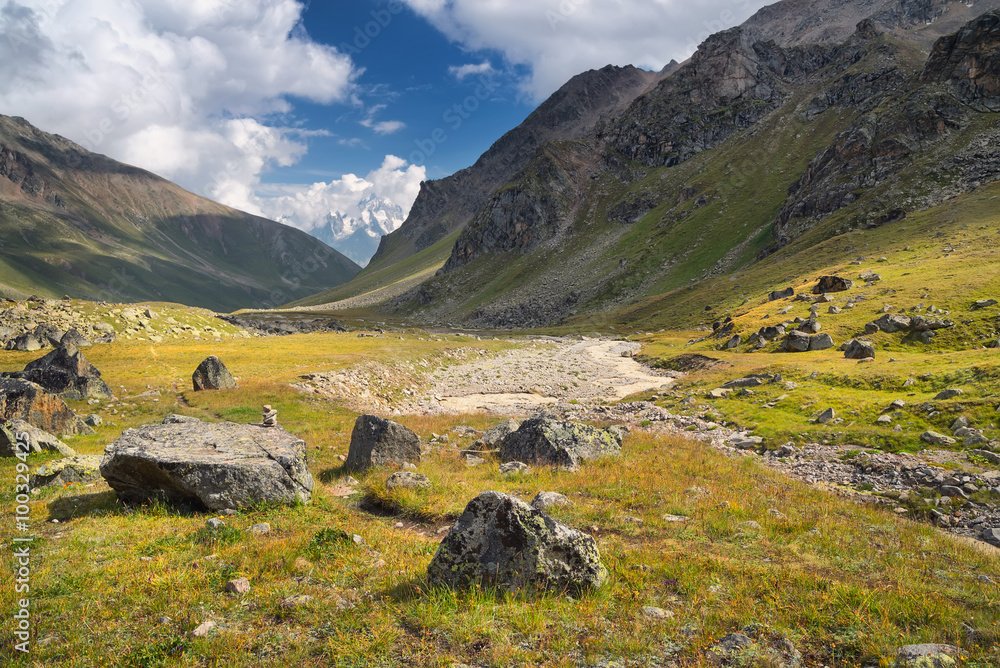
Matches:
[[0, 115, 360, 311], [308, 194, 405, 267], [293, 0, 1000, 330]]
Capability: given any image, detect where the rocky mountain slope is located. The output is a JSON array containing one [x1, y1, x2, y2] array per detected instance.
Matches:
[[363, 64, 667, 272], [295, 2, 1000, 332], [0, 115, 360, 311]]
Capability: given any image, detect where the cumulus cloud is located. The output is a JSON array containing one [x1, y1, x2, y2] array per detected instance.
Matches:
[[252, 154, 426, 237], [448, 60, 494, 81], [403, 0, 773, 101], [0, 0, 358, 205]]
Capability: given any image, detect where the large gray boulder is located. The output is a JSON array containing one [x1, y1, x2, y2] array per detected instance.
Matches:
[[344, 415, 420, 473], [30, 455, 103, 487], [9, 333, 42, 352], [0, 419, 77, 457], [0, 378, 92, 436], [192, 356, 237, 391], [844, 339, 876, 360], [100, 417, 314, 510], [427, 491, 608, 592], [498, 414, 623, 468], [872, 313, 912, 333], [11, 344, 113, 400], [784, 331, 811, 352]]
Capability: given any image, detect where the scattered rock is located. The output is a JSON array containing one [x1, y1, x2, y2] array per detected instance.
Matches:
[[972, 299, 998, 310], [934, 389, 964, 401], [641, 606, 674, 621], [0, 419, 77, 457], [499, 461, 531, 476], [873, 314, 912, 334], [531, 491, 571, 510], [206, 518, 226, 529], [250, 522, 271, 535], [100, 416, 315, 510], [982, 528, 1000, 547], [465, 454, 486, 467], [768, 287, 794, 301], [844, 339, 876, 360], [809, 333, 835, 351], [60, 329, 91, 347], [427, 490, 608, 592], [921, 431, 957, 446], [192, 356, 237, 391], [970, 449, 1000, 465], [344, 415, 421, 474], [893, 644, 959, 667], [472, 418, 520, 451], [29, 455, 102, 487], [784, 331, 811, 352], [280, 595, 314, 609], [385, 471, 432, 492], [813, 276, 853, 294], [498, 414, 623, 468], [191, 621, 216, 638], [225, 577, 251, 595], [817, 408, 836, 424]]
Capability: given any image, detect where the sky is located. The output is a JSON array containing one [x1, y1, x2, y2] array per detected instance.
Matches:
[[0, 0, 773, 259]]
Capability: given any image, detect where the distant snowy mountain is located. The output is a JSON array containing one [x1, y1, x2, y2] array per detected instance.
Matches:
[[309, 194, 405, 266]]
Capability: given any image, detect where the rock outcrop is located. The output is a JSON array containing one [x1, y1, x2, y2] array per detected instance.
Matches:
[[922, 10, 1000, 111], [0, 378, 91, 436], [100, 417, 314, 510], [427, 491, 608, 592], [7, 344, 113, 400], [344, 415, 421, 473], [498, 414, 623, 468]]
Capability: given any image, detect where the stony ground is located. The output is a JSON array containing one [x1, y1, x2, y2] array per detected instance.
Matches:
[[303, 335, 1000, 552]]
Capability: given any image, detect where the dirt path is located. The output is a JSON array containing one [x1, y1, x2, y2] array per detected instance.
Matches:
[[404, 337, 676, 415]]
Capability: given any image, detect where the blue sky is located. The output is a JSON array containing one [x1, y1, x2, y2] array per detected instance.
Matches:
[[0, 0, 773, 258]]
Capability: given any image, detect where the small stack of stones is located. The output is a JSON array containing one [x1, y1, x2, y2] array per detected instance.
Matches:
[[261, 404, 278, 428]]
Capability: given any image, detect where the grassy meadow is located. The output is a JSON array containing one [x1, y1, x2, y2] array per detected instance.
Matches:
[[0, 329, 997, 667]]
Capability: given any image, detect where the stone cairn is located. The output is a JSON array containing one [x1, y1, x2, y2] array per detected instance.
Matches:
[[261, 405, 278, 428]]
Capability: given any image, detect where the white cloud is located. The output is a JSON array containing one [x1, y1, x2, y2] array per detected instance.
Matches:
[[252, 154, 426, 237], [0, 0, 358, 204], [359, 104, 406, 135], [402, 0, 773, 101], [448, 60, 494, 81]]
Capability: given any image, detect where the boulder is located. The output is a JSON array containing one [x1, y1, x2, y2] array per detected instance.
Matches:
[[813, 276, 853, 294], [0, 419, 77, 457], [758, 325, 785, 341], [817, 408, 836, 424], [499, 461, 531, 475], [13, 344, 113, 400], [0, 378, 91, 436], [972, 299, 998, 310], [768, 287, 794, 301], [784, 331, 811, 352], [724, 334, 741, 349], [498, 414, 623, 468], [192, 356, 237, 391], [921, 431, 957, 446], [10, 333, 42, 352], [934, 388, 964, 401], [873, 314, 912, 333], [796, 318, 822, 334], [60, 329, 92, 347], [30, 455, 103, 487], [844, 339, 876, 360], [911, 316, 953, 332], [427, 490, 608, 592], [100, 416, 314, 510], [472, 418, 520, 451], [809, 333, 835, 351], [345, 415, 421, 473], [531, 491, 571, 510], [385, 471, 431, 492]]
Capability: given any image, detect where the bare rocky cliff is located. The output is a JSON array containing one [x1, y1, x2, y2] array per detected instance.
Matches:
[[367, 64, 666, 269]]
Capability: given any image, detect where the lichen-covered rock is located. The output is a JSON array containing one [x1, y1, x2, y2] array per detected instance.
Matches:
[[498, 414, 622, 468], [893, 643, 959, 668], [10, 344, 113, 400], [0, 378, 91, 436], [192, 355, 237, 391], [30, 455, 103, 487], [345, 415, 420, 473], [60, 329, 92, 347], [427, 491, 608, 592], [100, 416, 314, 510], [385, 470, 431, 492], [809, 333, 835, 351], [0, 419, 77, 457]]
